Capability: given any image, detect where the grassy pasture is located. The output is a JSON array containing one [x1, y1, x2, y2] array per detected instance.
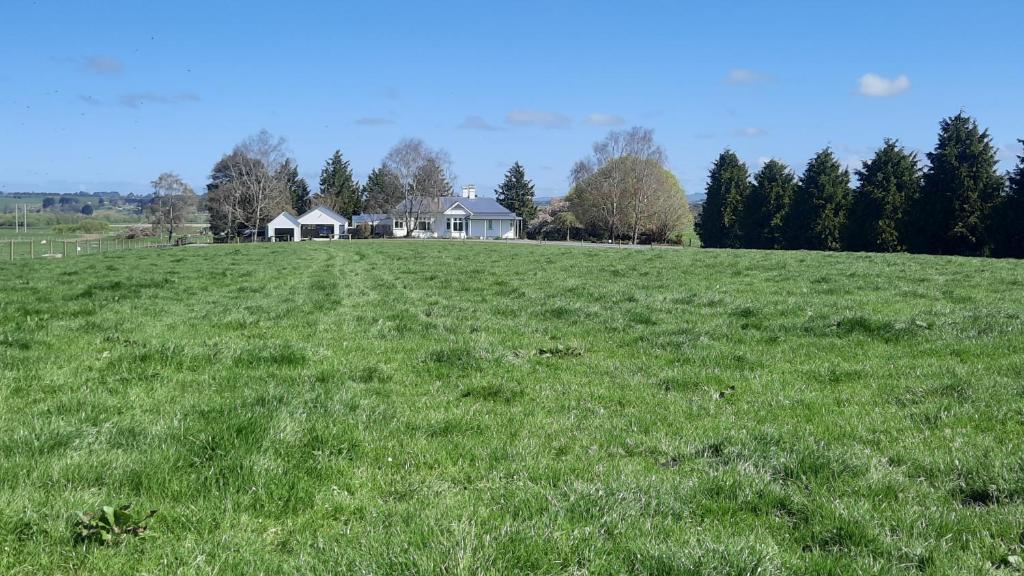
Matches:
[[1, 241, 1022, 574]]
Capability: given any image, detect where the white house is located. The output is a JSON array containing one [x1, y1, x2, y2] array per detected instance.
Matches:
[[392, 185, 521, 239], [267, 206, 350, 241]]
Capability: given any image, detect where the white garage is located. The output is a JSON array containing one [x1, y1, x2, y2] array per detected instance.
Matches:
[[267, 212, 301, 242], [266, 206, 350, 241]]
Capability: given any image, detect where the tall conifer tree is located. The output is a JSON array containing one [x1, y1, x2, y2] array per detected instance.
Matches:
[[697, 149, 750, 248], [783, 148, 851, 251], [907, 113, 1004, 255], [318, 150, 362, 218], [277, 159, 310, 214], [495, 162, 538, 228], [990, 140, 1024, 258], [740, 160, 796, 249], [843, 140, 920, 252]]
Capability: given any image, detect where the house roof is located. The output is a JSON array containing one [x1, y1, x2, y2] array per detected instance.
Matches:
[[298, 205, 349, 224], [394, 196, 517, 218], [352, 213, 392, 224], [268, 212, 301, 227]]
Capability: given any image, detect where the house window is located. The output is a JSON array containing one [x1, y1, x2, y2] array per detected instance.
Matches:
[[452, 218, 464, 232], [417, 220, 432, 231], [394, 220, 405, 230], [487, 219, 494, 231]]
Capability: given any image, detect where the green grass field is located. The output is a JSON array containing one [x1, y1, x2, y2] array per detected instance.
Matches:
[[1, 241, 1022, 574]]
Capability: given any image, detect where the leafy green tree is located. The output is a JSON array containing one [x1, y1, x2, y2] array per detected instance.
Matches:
[[80, 203, 94, 216], [739, 160, 795, 249], [318, 150, 361, 218], [277, 159, 310, 214], [783, 148, 851, 250], [843, 140, 921, 252], [697, 149, 750, 248], [495, 162, 538, 232], [990, 140, 1024, 258], [362, 165, 405, 214], [42, 197, 56, 209], [907, 113, 1005, 255]]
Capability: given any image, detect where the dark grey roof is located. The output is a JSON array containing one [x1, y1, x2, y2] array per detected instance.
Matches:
[[352, 213, 392, 224], [393, 196, 517, 217]]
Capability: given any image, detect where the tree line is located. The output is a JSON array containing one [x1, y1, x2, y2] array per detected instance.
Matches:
[[179, 131, 541, 240], [698, 112, 1024, 258]]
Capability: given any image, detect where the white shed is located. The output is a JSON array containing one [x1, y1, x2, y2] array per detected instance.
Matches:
[[297, 206, 349, 239], [267, 212, 301, 242]]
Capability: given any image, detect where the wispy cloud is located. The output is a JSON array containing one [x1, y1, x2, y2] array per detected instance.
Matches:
[[726, 68, 771, 85], [119, 92, 200, 108], [85, 56, 123, 75], [353, 116, 396, 126], [857, 73, 910, 97], [505, 109, 571, 129], [737, 127, 767, 138], [584, 113, 625, 126], [457, 115, 501, 131], [78, 94, 102, 106]]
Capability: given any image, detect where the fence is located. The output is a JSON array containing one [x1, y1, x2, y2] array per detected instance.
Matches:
[[3, 235, 211, 262]]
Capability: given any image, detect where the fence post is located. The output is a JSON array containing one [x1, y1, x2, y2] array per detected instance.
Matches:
[[30, 241, 34, 259], [63, 241, 67, 259], [10, 240, 13, 261]]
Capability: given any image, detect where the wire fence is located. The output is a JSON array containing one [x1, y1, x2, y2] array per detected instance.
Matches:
[[3, 235, 213, 262]]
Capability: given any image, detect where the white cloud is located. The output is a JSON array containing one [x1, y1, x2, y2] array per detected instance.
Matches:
[[505, 109, 571, 129], [85, 56, 123, 75], [738, 127, 766, 138], [726, 68, 771, 85], [857, 73, 910, 97], [584, 113, 625, 126], [119, 92, 200, 108], [756, 156, 771, 167], [353, 116, 395, 126], [457, 115, 501, 131]]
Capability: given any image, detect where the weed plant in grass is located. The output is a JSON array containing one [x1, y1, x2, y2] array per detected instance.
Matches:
[[0, 240, 1022, 574]]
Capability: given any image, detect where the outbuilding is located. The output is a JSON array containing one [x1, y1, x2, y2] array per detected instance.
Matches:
[[267, 212, 301, 242], [267, 206, 351, 241]]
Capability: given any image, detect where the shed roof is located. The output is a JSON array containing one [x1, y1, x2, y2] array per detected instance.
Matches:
[[298, 205, 349, 224]]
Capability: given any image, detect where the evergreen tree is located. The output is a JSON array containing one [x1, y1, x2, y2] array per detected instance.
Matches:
[[907, 113, 1005, 255], [697, 149, 750, 248], [318, 150, 362, 218], [990, 140, 1024, 258], [783, 148, 851, 251], [277, 159, 310, 214], [495, 162, 538, 228], [843, 140, 920, 252], [362, 165, 405, 214], [739, 160, 796, 249]]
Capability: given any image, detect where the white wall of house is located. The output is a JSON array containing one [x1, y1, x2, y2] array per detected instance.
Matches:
[[467, 217, 518, 239], [393, 214, 519, 239]]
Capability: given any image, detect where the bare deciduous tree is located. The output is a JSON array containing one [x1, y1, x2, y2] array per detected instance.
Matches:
[[148, 172, 197, 243], [206, 130, 292, 241], [382, 138, 455, 232]]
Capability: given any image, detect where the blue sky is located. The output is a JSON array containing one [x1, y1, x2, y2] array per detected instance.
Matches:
[[1, 0, 1022, 198]]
